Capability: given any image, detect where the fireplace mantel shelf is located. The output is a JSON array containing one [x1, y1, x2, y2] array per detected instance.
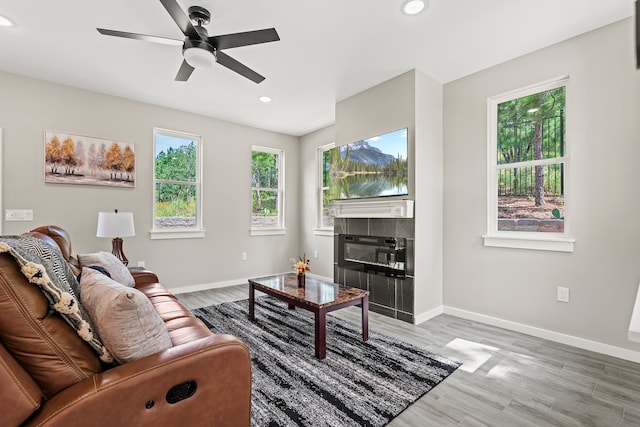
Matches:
[[329, 199, 414, 219]]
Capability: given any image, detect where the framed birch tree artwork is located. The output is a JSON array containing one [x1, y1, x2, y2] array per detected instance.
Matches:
[[44, 131, 135, 187]]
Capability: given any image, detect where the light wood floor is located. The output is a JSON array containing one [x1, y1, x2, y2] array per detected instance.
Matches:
[[178, 285, 640, 426]]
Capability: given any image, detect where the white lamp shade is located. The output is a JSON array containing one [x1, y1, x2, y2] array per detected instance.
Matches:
[[96, 211, 135, 238]]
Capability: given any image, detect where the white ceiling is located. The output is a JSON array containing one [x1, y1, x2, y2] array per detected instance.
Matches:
[[0, 0, 633, 136]]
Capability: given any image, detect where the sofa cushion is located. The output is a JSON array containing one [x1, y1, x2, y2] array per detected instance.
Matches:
[[0, 342, 42, 426], [77, 251, 135, 287], [80, 268, 172, 363], [0, 237, 112, 364], [0, 253, 102, 399]]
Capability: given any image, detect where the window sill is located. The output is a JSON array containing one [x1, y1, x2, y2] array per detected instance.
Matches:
[[250, 228, 286, 236], [483, 233, 575, 252], [149, 229, 205, 240], [313, 228, 334, 237]]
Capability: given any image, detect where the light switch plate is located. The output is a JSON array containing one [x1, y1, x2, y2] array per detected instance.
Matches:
[[5, 209, 34, 221]]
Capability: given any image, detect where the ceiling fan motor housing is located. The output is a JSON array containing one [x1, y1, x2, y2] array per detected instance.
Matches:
[[188, 6, 211, 26]]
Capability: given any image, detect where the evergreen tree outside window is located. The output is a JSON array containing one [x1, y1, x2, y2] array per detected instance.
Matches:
[[151, 128, 204, 239], [485, 77, 574, 252], [251, 146, 285, 235]]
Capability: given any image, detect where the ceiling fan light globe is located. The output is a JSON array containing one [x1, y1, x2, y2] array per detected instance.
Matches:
[[184, 47, 216, 69]]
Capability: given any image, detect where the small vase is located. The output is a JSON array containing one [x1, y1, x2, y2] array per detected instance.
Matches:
[[297, 272, 305, 287]]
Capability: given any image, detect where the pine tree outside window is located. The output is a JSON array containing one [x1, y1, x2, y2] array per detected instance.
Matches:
[[251, 146, 285, 235], [484, 76, 574, 252]]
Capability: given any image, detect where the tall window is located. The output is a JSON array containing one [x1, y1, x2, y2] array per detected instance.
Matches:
[[316, 143, 335, 233], [251, 146, 285, 235], [485, 77, 573, 252], [151, 128, 203, 239]]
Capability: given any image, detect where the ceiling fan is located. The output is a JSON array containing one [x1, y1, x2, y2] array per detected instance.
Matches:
[[97, 0, 280, 83]]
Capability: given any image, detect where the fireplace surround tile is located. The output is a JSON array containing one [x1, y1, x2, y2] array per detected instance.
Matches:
[[370, 219, 397, 237], [396, 311, 414, 323], [344, 268, 368, 291], [334, 218, 347, 235], [406, 239, 414, 277], [396, 277, 414, 313], [347, 219, 369, 235], [369, 275, 396, 309], [395, 219, 415, 239], [369, 303, 396, 318], [334, 216, 415, 324]]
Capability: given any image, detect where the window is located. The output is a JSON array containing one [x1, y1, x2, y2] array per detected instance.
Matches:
[[484, 76, 574, 252], [251, 146, 285, 235], [150, 128, 204, 239], [315, 143, 335, 235]]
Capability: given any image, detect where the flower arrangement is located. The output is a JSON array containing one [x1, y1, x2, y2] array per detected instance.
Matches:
[[292, 253, 310, 274]]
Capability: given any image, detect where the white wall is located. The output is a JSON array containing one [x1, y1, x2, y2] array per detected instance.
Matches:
[[414, 70, 444, 316], [443, 18, 640, 352], [0, 71, 300, 290], [298, 125, 335, 279]]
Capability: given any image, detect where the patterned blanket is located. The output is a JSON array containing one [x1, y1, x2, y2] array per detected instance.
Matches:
[[0, 236, 113, 363]]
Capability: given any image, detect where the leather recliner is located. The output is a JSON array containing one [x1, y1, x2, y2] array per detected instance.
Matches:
[[0, 225, 251, 426]]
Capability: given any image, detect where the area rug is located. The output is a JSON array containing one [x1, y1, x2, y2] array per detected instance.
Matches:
[[193, 297, 461, 427]]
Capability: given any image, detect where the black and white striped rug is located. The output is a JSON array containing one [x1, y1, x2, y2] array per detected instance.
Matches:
[[194, 297, 461, 427]]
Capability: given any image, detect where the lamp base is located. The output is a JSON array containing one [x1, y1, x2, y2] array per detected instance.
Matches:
[[111, 237, 129, 266]]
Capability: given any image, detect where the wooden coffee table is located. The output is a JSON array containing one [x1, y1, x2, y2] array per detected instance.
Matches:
[[248, 273, 369, 359]]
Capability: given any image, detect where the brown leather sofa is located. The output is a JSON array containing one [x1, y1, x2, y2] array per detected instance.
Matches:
[[0, 226, 251, 426]]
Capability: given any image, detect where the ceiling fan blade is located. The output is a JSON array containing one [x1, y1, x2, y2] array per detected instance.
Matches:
[[175, 60, 195, 81], [159, 0, 202, 40], [210, 28, 280, 50], [216, 51, 265, 83], [97, 28, 183, 46]]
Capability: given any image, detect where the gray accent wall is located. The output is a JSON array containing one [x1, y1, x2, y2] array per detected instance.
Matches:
[[0, 71, 300, 289], [443, 18, 640, 352], [332, 69, 444, 320]]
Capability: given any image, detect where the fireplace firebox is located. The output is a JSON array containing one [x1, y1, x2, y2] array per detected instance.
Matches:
[[338, 234, 406, 277]]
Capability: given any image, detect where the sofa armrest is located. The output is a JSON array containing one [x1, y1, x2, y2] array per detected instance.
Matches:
[[25, 334, 252, 427], [129, 267, 160, 287]]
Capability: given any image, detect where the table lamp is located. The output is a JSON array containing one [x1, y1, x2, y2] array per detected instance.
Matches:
[[96, 209, 135, 265]]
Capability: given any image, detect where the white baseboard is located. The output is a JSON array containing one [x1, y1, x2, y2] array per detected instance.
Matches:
[[414, 306, 444, 324], [436, 305, 640, 364], [169, 278, 247, 294], [168, 272, 334, 295]]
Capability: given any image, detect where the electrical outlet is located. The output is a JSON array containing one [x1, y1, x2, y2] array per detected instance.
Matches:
[[557, 286, 570, 303], [314, 250, 318, 259], [137, 261, 145, 268], [241, 252, 247, 261]]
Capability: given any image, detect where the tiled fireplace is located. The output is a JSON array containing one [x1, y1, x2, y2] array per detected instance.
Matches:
[[334, 217, 415, 323]]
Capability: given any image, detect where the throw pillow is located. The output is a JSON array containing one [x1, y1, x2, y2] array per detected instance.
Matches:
[[77, 252, 135, 287], [79, 267, 172, 363]]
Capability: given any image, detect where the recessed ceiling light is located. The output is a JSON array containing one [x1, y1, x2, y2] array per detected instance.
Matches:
[[403, 0, 427, 15], [258, 96, 272, 103], [0, 15, 14, 27]]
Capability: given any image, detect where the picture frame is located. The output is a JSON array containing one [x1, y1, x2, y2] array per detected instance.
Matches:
[[44, 131, 135, 187]]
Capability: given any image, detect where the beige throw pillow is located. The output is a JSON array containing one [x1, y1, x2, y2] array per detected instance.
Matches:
[[77, 251, 135, 287], [79, 267, 172, 363]]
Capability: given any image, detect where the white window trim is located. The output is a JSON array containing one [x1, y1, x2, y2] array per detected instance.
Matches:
[[250, 145, 285, 236], [483, 75, 574, 252], [150, 128, 204, 240], [314, 142, 335, 236]]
